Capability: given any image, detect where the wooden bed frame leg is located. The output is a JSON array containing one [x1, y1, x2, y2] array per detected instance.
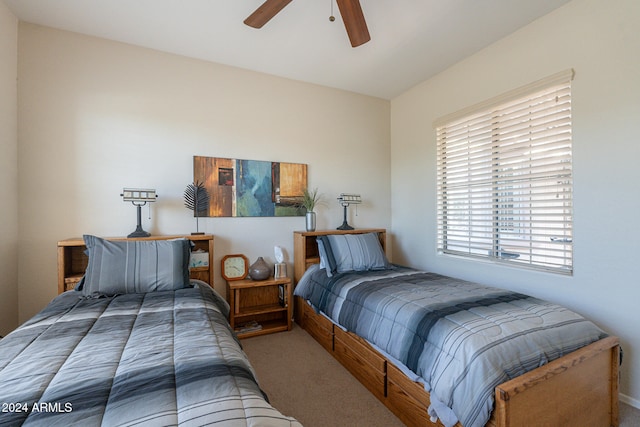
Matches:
[[611, 344, 620, 427]]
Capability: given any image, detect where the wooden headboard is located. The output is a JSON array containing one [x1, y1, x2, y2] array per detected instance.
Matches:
[[57, 234, 214, 294], [292, 229, 387, 284]]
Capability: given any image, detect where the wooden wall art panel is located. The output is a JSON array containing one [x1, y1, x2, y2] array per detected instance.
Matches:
[[194, 156, 307, 217]]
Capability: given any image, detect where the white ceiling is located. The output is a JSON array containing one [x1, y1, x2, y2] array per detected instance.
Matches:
[[4, 0, 571, 99]]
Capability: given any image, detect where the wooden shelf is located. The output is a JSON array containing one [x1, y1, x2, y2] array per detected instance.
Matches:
[[235, 319, 290, 339], [233, 303, 287, 317], [226, 276, 292, 338]]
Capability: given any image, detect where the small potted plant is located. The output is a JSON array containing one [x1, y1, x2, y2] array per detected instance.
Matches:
[[300, 188, 323, 231]]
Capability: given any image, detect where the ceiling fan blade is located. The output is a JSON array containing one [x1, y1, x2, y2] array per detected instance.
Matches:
[[244, 0, 293, 29], [336, 0, 370, 47]]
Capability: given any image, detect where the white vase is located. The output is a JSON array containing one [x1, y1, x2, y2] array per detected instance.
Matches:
[[305, 211, 316, 231]]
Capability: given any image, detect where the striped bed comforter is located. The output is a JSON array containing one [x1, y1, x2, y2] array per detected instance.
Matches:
[[0, 283, 301, 427], [294, 265, 607, 427]]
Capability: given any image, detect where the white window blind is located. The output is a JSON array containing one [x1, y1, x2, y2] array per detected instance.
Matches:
[[435, 70, 574, 275]]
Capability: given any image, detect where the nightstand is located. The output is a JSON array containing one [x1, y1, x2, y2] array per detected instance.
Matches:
[[226, 276, 292, 338]]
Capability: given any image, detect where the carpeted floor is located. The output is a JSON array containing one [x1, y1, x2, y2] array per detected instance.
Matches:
[[242, 324, 403, 427], [242, 324, 640, 427]]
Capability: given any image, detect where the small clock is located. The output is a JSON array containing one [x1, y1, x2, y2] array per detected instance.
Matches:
[[221, 254, 249, 281]]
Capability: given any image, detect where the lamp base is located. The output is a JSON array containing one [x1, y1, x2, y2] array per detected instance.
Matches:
[[128, 204, 150, 238], [337, 222, 354, 231], [337, 204, 354, 230], [128, 227, 151, 238]]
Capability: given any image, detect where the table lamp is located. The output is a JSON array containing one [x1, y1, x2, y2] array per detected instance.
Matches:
[[121, 188, 157, 238]]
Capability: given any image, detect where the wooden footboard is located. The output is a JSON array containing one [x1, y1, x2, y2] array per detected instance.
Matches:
[[493, 336, 620, 427], [296, 296, 620, 427]]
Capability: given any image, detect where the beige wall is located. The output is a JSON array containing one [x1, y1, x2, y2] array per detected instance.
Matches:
[[0, 1, 19, 335], [16, 23, 391, 322], [391, 0, 640, 405]]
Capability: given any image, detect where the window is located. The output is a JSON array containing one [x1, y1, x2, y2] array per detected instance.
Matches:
[[435, 70, 574, 275]]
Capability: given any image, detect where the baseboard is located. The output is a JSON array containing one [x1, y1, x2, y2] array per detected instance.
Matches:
[[620, 393, 640, 409]]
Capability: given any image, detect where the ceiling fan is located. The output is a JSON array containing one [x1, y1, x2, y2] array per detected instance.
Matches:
[[244, 0, 371, 48]]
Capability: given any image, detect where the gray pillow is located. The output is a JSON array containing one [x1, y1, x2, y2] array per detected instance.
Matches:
[[317, 236, 337, 277], [81, 235, 191, 296], [326, 233, 390, 273]]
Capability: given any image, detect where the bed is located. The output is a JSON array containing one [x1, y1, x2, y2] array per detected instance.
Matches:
[[0, 235, 301, 427], [293, 229, 620, 427]]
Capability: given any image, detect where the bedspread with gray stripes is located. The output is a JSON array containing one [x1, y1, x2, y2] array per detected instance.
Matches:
[[0, 284, 301, 427], [295, 266, 607, 427]]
